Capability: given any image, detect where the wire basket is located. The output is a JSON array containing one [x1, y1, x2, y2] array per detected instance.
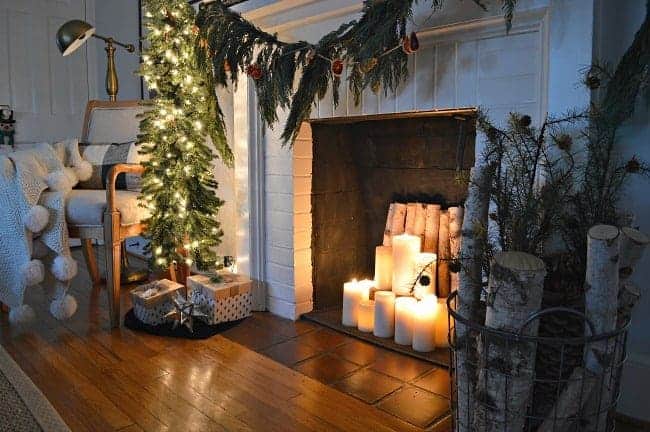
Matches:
[[447, 291, 630, 432]]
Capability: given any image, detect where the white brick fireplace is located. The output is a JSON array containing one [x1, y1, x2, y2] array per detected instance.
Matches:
[[230, 0, 595, 320]]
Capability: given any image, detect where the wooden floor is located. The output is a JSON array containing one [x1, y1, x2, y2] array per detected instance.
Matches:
[[0, 252, 431, 432], [1, 249, 645, 432]]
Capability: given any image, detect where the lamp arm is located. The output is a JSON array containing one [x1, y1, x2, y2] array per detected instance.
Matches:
[[92, 34, 135, 53]]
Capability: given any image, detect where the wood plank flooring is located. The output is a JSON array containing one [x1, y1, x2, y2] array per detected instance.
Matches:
[[0, 251, 425, 432], [1, 248, 645, 432]]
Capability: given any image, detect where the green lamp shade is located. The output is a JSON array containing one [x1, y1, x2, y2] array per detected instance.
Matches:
[[56, 19, 95, 56]]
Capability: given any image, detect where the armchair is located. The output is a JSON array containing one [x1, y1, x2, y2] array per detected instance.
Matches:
[[68, 100, 148, 328]]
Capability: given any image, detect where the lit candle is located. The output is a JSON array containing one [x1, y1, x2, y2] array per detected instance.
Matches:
[[342, 280, 362, 327], [358, 300, 375, 333], [374, 246, 393, 290], [358, 279, 374, 300], [434, 297, 450, 348], [392, 234, 421, 296], [373, 291, 396, 338], [412, 300, 438, 352], [394, 297, 417, 345], [414, 252, 437, 300]]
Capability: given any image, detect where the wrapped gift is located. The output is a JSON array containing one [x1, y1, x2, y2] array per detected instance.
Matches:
[[131, 279, 184, 325], [188, 273, 253, 325]]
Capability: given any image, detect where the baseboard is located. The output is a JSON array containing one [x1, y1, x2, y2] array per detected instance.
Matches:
[[618, 351, 650, 422], [266, 297, 313, 321]]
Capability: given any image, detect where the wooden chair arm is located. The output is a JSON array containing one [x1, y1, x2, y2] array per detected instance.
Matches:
[[106, 164, 145, 213]]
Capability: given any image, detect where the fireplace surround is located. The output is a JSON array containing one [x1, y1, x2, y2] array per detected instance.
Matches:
[[305, 110, 476, 310]]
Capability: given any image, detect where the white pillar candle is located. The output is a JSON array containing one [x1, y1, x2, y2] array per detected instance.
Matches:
[[357, 279, 374, 300], [394, 297, 417, 345], [414, 252, 437, 300], [373, 291, 396, 338], [342, 280, 361, 327], [435, 297, 450, 348], [374, 246, 393, 290], [358, 300, 375, 332], [412, 300, 438, 352], [392, 234, 421, 296]]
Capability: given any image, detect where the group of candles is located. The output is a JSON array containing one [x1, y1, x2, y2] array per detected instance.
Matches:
[[341, 233, 451, 352]]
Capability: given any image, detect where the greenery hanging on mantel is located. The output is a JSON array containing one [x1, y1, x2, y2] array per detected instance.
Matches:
[[195, 0, 518, 145]]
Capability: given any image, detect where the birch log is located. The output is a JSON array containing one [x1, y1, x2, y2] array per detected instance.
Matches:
[[542, 226, 631, 432], [437, 210, 451, 297], [474, 252, 546, 432], [449, 206, 463, 293], [413, 203, 427, 240], [536, 367, 598, 432], [424, 204, 441, 253], [584, 225, 620, 372], [405, 203, 417, 234], [618, 227, 650, 280], [617, 227, 648, 324], [455, 165, 492, 432], [383, 203, 396, 246], [584, 225, 620, 432], [390, 203, 407, 238]]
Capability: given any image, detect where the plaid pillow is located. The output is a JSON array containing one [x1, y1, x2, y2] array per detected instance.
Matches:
[[77, 141, 146, 191]]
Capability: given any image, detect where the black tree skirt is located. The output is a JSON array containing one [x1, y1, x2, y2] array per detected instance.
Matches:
[[124, 309, 245, 339]]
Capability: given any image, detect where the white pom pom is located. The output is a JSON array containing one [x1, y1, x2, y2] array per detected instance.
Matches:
[[22, 259, 44, 286], [63, 167, 79, 188], [32, 239, 50, 259], [9, 305, 35, 325], [50, 294, 77, 320], [23, 205, 49, 233], [51, 255, 78, 282], [73, 160, 92, 182], [46, 170, 72, 192]]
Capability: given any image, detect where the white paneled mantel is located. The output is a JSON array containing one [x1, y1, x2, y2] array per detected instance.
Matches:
[[230, 0, 595, 320]]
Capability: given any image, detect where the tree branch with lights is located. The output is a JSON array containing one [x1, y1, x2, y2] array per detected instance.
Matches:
[[195, 0, 519, 145], [138, 0, 233, 272]]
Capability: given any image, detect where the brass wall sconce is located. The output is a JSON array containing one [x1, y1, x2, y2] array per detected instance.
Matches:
[[56, 19, 136, 101]]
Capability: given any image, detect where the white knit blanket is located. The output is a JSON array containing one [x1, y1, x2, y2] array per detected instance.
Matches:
[[0, 142, 87, 324]]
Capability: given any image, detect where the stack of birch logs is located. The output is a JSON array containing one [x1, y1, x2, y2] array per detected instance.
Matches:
[[382, 202, 463, 297], [454, 165, 650, 432]]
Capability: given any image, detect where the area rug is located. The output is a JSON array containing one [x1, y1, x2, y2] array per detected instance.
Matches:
[[0, 344, 70, 432]]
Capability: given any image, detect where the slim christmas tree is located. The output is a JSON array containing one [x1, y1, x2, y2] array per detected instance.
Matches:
[[138, 0, 233, 272]]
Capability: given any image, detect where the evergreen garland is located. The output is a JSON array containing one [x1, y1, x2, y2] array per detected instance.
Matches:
[[195, 0, 520, 145], [138, 0, 233, 271]]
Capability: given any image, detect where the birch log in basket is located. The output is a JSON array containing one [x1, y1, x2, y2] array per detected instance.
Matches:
[[447, 222, 647, 432]]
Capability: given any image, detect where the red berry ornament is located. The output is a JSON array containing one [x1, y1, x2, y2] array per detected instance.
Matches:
[[409, 32, 419, 53], [331, 59, 344, 77], [246, 64, 263, 80]]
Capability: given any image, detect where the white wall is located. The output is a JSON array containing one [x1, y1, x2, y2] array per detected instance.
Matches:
[[594, 0, 650, 421], [94, 0, 141, 101], [0, 0, 95, 143]]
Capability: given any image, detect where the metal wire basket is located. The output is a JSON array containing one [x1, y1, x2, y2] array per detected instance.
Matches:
[[447, 291, 630, 432]]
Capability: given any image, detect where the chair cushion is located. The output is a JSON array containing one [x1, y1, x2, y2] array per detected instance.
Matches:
[[65, 189, 149, 226], [77, 141, 146, 191]]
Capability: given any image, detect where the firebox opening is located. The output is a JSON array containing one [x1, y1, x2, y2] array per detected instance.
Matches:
[[308, 109, 477, 311]]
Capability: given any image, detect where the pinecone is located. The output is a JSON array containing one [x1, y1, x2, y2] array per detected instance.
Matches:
[[625, 156, 641, 173], [519, 114, 532, 128], [585, 74, 601, 90], [555, 134, 573, 151], [486, 126, 499, 142]]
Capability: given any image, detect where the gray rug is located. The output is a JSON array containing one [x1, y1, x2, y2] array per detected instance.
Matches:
[[0, 345, 70, 432]]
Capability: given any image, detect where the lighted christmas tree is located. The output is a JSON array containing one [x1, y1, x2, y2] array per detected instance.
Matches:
[[138, 0, 233, 271]]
